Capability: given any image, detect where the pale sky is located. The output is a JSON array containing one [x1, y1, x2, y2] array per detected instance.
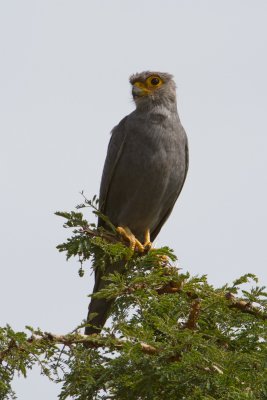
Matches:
[[1, 1, 267, 398]]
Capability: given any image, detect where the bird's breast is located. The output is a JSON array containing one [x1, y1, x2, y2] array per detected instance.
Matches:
[[103, 110, 187, 242]]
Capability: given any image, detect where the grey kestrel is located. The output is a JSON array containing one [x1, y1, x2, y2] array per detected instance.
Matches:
[[85, 71, 189, 335]]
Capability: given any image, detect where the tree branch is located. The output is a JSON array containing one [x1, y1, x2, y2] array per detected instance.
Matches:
[[81, 226, 121, 244], [225, 292, 267, 320], [183, 299, 202, 329], [0, 331, 158, 363]]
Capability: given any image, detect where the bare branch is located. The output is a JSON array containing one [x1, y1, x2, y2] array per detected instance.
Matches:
[[81, 226, 121, 244], [183, 299, 201, 330], [225, 292, 267, 320], [0, 331, 158, 363]]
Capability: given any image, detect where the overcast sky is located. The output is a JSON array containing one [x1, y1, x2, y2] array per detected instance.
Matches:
[[1, 1, 267, 398]]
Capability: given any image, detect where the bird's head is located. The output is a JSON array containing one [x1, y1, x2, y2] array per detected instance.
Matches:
[[129, 71, 176, 109]]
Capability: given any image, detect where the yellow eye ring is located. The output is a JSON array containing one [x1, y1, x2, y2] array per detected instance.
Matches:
[[146, 76, 163, 88]]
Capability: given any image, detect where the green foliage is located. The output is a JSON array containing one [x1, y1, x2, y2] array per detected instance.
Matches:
[[1, 200, 267, 399], [0, 325, 59, 399]]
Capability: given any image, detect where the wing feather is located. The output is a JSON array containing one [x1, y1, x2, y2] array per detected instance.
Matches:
[[98, 116, 128, 228], [151, 136, 189, 241]]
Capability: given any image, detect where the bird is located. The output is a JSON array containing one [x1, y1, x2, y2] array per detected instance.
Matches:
[[85, 71, 189, 335]]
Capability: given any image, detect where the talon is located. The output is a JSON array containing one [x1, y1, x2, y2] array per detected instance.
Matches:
[[116, 226, 144, 253], [143, 229, 152, 251]]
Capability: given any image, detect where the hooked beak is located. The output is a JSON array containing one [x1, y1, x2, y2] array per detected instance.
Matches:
[[132, 85, 149, 98]]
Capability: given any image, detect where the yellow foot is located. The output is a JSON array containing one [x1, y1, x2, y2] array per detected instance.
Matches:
[[116, 226, 145, 253], [143, 229, 152, 251]]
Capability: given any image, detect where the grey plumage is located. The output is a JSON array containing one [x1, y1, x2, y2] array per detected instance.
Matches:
[[85, 71, 188, 335]]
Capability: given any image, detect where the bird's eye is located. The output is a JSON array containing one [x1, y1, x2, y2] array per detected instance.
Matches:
[[151, 77, 160, 85], [145, 75, 164, 90], [146, 76, 163, 88]]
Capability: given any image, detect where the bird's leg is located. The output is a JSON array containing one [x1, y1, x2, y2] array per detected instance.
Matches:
[[116, 226, 145, 253], [143, 228, 152, 251]]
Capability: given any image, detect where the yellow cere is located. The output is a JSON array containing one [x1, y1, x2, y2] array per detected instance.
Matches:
[[134, 81, 146, 89]]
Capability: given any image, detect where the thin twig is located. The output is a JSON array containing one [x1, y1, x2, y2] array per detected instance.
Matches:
[[81, 226, 120, 244]]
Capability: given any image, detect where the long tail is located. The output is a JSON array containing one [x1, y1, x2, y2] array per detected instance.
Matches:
[[85, 260, 124, 335]]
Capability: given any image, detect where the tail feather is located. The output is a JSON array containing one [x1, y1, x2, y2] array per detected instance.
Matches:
[[85, 260, 124, 335]]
